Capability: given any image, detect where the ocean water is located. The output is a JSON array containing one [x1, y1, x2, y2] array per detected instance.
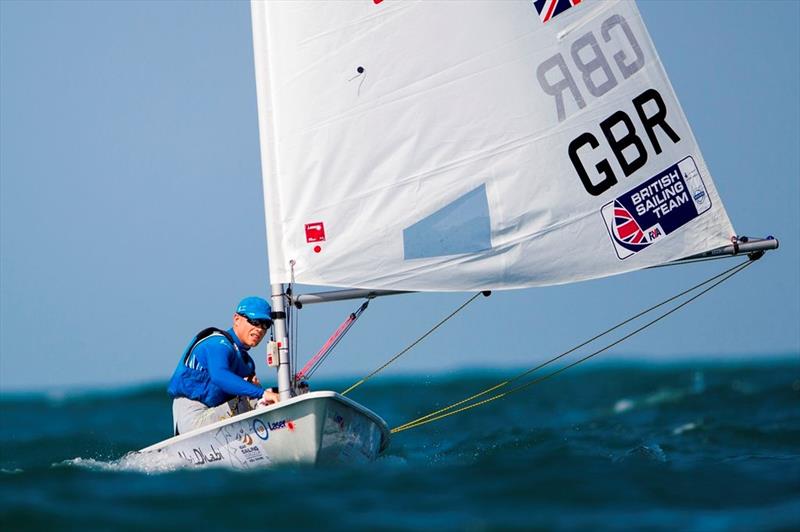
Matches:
[[1, 360, 798, 531]]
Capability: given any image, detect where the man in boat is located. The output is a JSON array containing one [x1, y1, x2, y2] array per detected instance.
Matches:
[[167, 296, 281, 436]]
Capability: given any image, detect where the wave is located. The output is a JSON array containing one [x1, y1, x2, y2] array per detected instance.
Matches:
[[2, 356, 796, 405]]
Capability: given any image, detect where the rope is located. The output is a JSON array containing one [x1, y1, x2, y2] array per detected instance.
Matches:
[[401, 258, 752, 427], [391, 259, 754, 434], [648, 254, 744, 269], [298, 301, 369, 381], [290, 287, 299, 384], [341, 291, 487, 396]]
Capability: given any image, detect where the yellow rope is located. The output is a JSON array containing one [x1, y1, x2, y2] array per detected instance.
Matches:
[[391, 259, 754, 434], [391, 259, 749, 432]]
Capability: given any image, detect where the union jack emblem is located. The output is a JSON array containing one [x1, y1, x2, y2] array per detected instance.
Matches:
[[533, 0, 582, 24], [612, 201, 649, 248]]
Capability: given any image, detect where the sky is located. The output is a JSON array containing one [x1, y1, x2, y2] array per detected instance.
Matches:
[[1, 1, 798, 392]]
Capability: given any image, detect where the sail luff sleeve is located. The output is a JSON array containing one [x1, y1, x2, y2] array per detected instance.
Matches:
[[251, 0, 290, 285]]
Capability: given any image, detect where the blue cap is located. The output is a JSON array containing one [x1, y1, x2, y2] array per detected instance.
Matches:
[[236, 296, 272, 320]]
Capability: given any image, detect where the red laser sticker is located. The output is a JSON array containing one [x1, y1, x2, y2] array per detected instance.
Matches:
[[305, 222, 326, 243]]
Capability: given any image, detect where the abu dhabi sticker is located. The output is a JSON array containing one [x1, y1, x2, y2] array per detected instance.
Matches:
[[601, 156, 711, 260]]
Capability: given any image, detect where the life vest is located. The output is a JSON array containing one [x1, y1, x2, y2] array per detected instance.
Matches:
[[166, 327, 256, 407], [180, 328, 235, 371]]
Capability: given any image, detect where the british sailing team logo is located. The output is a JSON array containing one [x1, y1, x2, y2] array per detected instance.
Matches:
[[533, 0, 583, 24], [611, 202, 649, 249], [601, 156, 712, 260]]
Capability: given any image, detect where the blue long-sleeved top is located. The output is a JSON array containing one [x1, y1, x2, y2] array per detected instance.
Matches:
[[167, 327, 264, 407]]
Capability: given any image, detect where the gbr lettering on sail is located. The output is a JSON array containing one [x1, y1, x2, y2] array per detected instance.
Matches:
[[536, 13, 680, 197]]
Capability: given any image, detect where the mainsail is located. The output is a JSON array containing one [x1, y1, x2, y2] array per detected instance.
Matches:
[[251, 0, 735, 291]]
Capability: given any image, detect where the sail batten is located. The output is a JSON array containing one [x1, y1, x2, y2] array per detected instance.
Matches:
[[251, 0, 735, 291]]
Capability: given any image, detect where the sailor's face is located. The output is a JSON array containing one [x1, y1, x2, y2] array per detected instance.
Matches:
[[233, 314, 270, 347]]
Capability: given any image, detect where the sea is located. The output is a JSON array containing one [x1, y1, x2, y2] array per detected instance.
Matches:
[[1, 359, 798, 531]]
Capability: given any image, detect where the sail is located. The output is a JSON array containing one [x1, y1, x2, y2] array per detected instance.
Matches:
[[250, 0, 735, 291]]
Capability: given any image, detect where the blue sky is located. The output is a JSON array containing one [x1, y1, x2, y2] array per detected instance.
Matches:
[[1, 1, 798, 392]]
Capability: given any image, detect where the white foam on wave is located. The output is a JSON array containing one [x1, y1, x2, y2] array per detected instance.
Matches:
[[672, 421, 698, 435], [612, 373, 706, 416], [613, 398, 635, 413], [57, 452, 188, 474]]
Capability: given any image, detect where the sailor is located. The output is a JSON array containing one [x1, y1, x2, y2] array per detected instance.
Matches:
[[167, 296, 280, 435]]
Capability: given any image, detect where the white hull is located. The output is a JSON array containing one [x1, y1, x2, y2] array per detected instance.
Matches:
[[139, 391, 390, 470]]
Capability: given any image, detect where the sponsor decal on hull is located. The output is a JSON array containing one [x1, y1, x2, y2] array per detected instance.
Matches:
[[253, 417, 294, 440], [177, 444, 224, 466], [253, 419, 269, 440]]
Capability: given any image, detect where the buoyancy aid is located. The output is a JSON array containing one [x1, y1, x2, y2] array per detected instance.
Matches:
[[166, 327, 258, 407]]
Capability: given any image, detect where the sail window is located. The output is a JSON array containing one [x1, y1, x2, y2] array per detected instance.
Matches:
[[403, 184, 492, 260]]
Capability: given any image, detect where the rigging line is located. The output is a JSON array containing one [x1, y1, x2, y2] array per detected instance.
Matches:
[[295, 292, 300, 383], [391, 259, 749, 432], [305, 318, 358, 378], [292, 296, 300, 386], [648, 254, 743, 269], [341, 291, 487, 396], [286, 288, 291, 377], [393, 260, 753, 433], [285, 287, 293, 385], [304, 306, 365, 379], [392, 259, 754, 434], [299, 301, 370, 381]]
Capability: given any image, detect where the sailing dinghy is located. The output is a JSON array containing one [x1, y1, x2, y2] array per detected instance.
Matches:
[[138, 0, 777, 470]]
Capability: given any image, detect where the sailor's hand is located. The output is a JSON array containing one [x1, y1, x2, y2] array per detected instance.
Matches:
[[259, 389, 280, 406]]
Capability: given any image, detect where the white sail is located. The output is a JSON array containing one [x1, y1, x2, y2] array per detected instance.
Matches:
[[251, 0, 735, 291]]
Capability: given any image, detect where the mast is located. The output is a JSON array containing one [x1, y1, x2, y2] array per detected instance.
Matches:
[[270, 283, 292, 401], [251, 4, 291, 400]]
